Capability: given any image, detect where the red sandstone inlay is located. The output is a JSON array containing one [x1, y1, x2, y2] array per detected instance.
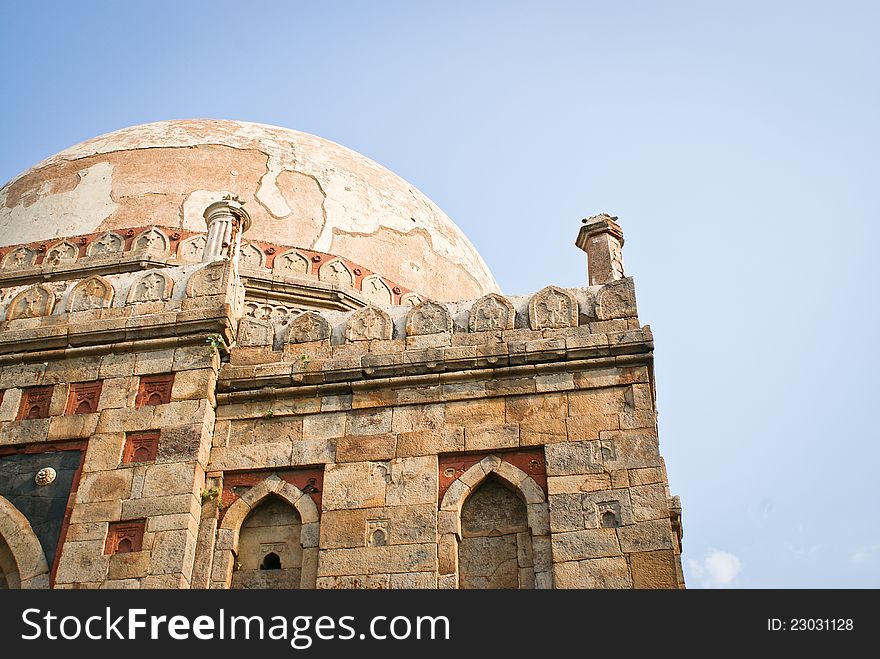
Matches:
[[16, 385, 54, 420], [65, 381, 103, 415], [122, 431, 160, 464], [104, 520, 145, 555], [135, 374, 174, 407], [438, 448, 547, 502]]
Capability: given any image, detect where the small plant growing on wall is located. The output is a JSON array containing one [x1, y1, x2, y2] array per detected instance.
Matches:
[[201, 485, 223, 509]]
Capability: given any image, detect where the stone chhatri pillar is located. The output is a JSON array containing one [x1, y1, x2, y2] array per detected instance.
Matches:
[[202, 193, 252, 263], [575, 213, 626, 286]]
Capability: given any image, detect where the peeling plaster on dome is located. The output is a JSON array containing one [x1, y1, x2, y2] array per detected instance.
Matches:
[[0, 120, 499, 301], [0, 162, 118, 246]]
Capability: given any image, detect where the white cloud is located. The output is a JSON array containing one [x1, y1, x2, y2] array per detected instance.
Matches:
[[850, 545, 880, 565], [687, 548, 742, 588]]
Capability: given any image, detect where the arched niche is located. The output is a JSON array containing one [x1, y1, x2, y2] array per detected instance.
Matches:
[[230, 497, 303, 589], [439, 455, 551, 590], [0, 495, 50, 589], [459, 474, 533, 588], [212, 475, 318, 589]]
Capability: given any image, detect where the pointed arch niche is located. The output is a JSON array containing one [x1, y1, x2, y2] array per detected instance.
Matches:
[[439, 455, 551, 589], [0, 495, 50, 589], [212, 475, 318, 589]]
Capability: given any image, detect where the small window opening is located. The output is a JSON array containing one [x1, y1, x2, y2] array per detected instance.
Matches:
[[260, 552, 281, 570]]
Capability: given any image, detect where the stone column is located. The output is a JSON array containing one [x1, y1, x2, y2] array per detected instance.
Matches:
[[575, 213, 626, 286], [202, 194, 252, 263]]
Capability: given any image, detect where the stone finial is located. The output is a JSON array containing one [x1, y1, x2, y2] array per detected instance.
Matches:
[[575, 213, 626, 286], [202, 194, 252, 263]]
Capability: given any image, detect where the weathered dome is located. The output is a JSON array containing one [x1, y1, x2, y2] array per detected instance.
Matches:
[[0, 119, 499, 301]]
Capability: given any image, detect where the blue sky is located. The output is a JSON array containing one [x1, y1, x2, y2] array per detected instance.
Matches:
[[2, 1, 878, 587]]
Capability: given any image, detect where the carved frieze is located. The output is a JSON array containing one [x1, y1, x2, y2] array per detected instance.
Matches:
[[469, 293, 515, 332], [318, 258, 354, 287], [272, 249, 310, 277], [6, 285, 55, 320], [186, 261, 227, 298], [2, 246, 37, 269], [406, 300, 452, 336], [528, 285, 577, 329], [346, 305, 393, 342], [88, 232, 124, 258], [239, 243, 266, 270], [361, 275, 393, 305], [132, 227, 169, 253], [127, 272, 172, 304], [287, 311, 330, 343], [44, 241, 78, 266], [177, 234, 207, 263], [69, 276, 114, 312]]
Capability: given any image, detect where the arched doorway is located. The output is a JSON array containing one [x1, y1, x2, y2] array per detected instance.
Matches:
[[459, 475, 534, 589]]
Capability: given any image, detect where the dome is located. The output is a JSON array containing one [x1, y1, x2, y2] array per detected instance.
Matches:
[[0, 120, 499, 301]]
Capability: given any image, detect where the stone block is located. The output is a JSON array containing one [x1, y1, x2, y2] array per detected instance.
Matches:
[[545, 441, 603, 476], [121, 493, 199, 520], [171, 368, 216, 402], [172, 345, 220, 372], [64, 522, 108, 542], [290, 437, 336, 466], [302, 412, 347, 440], [630, 549, 678, 589], [54, 540, 110, 584], [386, 456, 437, 507], [445, 398, 505, 426], [547, 473, 612, 495], [0, 418, 50, 445], [505, 393, 567, 423], [99, 377, 136, 409], [617, 519, 675, 553], [47, 413, 99, 440], [336, 434, 397, 462], [346, 407, 392, 435], [69, 500, 123, 524], [149, 529, 196, 578], [142, 462, 199, 498], [630, 483, 669, 522], [83, 433, 126, 471], [317, 543, 436, 577], [548, 493, 586, 533], [322, 462, 386, 510], [321, 394, 352, 412], [535, 372, 575, 393], [156, 424, 208, 464], [209, 441, 293, 471], [395, 427, 464, 458], [389, 572, 436, 589], [629, 467, 663, 486], [0, 388, 21, 421], [619, 410, 656, 430], [553, 556, 632, 589], [108, 551, 150, 580], [464, 424, 519, 451], [519, 419, 567, 445], [568, 388, 626, 417], [316, 574, 390, 589], [76, 469, 134, 503], [133, 349, 176, 376], [565, 414, 620, 441], [391, 404, 445, 433], [552, 528, 622, 562]]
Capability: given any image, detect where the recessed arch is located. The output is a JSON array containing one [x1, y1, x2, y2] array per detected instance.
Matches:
[[212, 475, 318, 589], [438, 455, 551, 589], [0, 495, 50, 589]]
